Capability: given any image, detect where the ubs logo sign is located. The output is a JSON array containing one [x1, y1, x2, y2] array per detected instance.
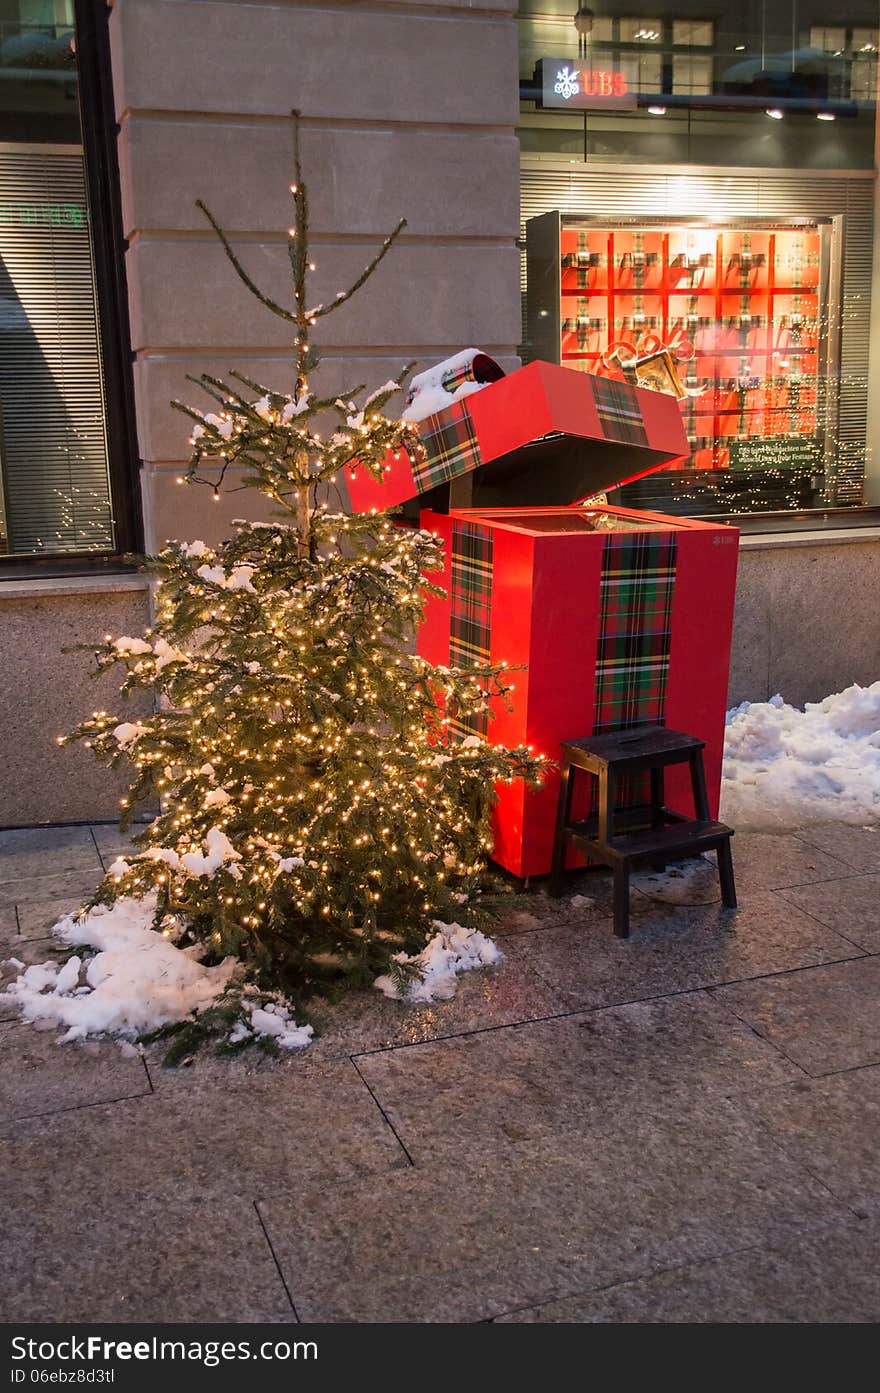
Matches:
[[540, 57, 638, 111]]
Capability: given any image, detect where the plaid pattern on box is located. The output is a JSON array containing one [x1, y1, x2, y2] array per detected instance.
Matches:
[[594, 532, 677, 733], [589, 531, 678, 817], [592, 377, 649, 447], [448, 520, 493, 740], [414, 401, 482, 494]]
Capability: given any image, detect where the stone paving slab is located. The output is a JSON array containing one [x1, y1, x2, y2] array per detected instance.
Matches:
[[12, 895, 86, 940], [0, 1187, 294, 1323], [495, 1215, 880, 1323], [794, 822, 880, 873], [258, 1104, 848, 1323], [356, 991, 804, 1165], [0, 825, 102, 882], [0, 1060, 408, 1189], [89, 822, 148, 871], [0, 1021, 152, 1124], [514, 890, 863, 1012], [713, 957, 880, 1077], [303, 938, 568, 1063], [743, 1067, 880, 1214], [0, 871, 102, 912], [777, 875, 880, 953], [631, 856, 724, 907], [720, 831, 852, 893]]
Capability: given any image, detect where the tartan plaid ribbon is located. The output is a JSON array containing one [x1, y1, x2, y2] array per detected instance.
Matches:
[[414, 401, 481, 494], [594, 532, 677, 734], [591, 377, 649, 446], [590, 530, 678, 815], [448, 521, 493, 740]]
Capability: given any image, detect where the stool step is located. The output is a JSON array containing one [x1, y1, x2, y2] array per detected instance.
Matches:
[[562, 726, 704, 772], [570, 819, 733, 864]]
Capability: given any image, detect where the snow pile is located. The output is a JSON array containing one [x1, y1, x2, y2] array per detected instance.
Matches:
[[0, 896, 237, 1043], [374, 920, 503, 1003], [0, 897, 315, 1053], [401, 349, 504, 424], [230, 998, 313, 1051], [721, 683, 880, 829]]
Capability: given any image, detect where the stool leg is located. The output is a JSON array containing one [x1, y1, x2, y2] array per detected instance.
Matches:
[[650, 767, 665, 827], [549, 760, 575, 897], [598, 766, 617, 848], [649, 766, 666, 872], [717, 837, 737, 909], [613, 861, 630, 938], [688, 749, 711, 822]]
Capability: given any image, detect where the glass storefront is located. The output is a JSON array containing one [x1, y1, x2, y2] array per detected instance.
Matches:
[[0, 2, 116, 558], [519, 3, 879, 519]]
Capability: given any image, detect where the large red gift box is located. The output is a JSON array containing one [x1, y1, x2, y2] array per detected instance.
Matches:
[[346, 361, 739, 880]]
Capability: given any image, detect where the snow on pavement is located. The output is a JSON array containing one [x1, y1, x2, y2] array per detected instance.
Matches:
[[374, 921, 503, 1003], [721, 682, 880, 830], [0, 896, 313, 1051], [0, 897, 501, 1051]]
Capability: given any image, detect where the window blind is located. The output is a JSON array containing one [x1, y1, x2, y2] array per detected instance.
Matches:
[[0, 143, 113, 555]]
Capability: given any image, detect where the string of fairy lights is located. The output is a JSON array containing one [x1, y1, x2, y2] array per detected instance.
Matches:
[[61, 115, 544, 973]]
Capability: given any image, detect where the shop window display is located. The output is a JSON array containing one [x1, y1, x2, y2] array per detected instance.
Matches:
[[526, 213, 840, 515]]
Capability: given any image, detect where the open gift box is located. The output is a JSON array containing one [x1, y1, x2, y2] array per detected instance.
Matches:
[[344, 361, 740, 879]]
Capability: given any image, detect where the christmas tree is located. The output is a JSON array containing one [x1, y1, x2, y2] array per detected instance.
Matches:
[[64, 114, 543, 1004]]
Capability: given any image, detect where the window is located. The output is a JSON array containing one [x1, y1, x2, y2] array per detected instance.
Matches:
[[851, 28, 879, 55], [584, 16, 614, 45], [850, 27, 878, 101], [527, 213, 848, 517], [672, 54, 713, 95], [619, 18, 662, 45], [0, 145, 112, 554], [809, 26, 847, 56], [636, 51, 663, 91], [0, 1, 132, 562], [672, 20, 714, 47]]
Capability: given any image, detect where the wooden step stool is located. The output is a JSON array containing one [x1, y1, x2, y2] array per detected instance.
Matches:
[[549, 726, 736, 939]]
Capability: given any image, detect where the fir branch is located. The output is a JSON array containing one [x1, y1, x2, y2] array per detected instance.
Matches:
[[310, 218, 407, 320], [196, 198, 296, 323]]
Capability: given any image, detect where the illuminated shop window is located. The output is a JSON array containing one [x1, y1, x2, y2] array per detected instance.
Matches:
[[525, 213, 855, 516]]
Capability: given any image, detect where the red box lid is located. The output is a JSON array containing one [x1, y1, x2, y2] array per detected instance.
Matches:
[[340, 360, 688, 514]]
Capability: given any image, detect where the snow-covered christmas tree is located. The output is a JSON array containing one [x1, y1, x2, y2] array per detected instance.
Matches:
[[63, 113, 543, 1008]]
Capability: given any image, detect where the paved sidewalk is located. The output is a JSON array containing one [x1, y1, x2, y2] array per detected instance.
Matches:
[[2, 820, 879, 1322]]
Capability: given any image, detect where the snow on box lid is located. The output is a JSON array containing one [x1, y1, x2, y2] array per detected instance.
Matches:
[[341, 360, 689, 515]]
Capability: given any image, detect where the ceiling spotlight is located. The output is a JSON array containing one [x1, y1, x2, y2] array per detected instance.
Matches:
[[647, 105, 667, 115], [817, 111, 836, 121], [765, 107, 784, 119]]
